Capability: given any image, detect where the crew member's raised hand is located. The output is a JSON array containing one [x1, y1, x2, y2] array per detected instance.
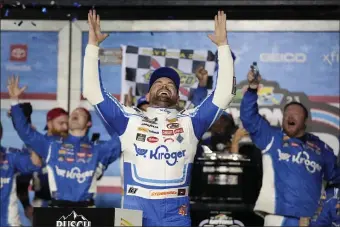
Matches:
[[208, 10, 228, 46], [195, 66, 208, 87], [247, 68, 262, 89], [7, 75, 27, 100], [30, 151, 42, 167], [88, 9, 109, 46]]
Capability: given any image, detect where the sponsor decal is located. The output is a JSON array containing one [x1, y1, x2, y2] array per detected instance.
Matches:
[[77, 153, 86, 158], [149, 130, 159, 134], [167, 123, 179, 129], [174, 128, 184, 134], [127, 186, 138, 194], [167, 118, 178, 123], [10, 44, 28, 62], [136, 133, 146, 142], [56, 211, 91, 227], [162, 130, 174, 136], [178, 205, 188, 216], [0, 177, 10, 189], [66, 158, 74, 163], [150, 190, 177, 197], [199, 214, 245, 227], [147, 136, 159, 143], [55, 166, 94, 184], [141, 123, 158, 129], [137, 127, 149, 133], [176, 134, 184, 143], [80, 144, 90, 148], [121, 218, 133, 226], [133, 144, 185, 166], [164, 138, 175, 143], [277, 149, 322, 173], [142, 117, 158, 124], [322, 50, 339, 66]]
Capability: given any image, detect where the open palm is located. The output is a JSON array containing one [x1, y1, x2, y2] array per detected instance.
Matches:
[[88, 9, 109, 46], [7, 75, 27, 99], [208, 11, 228, 46]]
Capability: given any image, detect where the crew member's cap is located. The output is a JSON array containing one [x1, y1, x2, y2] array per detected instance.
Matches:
[[44, 108, 68, 130], [149, 67, 180, 91], [137, 96, 149, 109]]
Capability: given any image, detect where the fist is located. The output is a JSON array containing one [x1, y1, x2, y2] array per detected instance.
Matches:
[[247, 69, 261, 89], [233, 128, 249, 142], [195, 66, 208, 87]]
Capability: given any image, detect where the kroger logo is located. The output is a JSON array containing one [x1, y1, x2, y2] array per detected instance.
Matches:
[[55, 166, 94, 184], [133, 144, 185, 166], [278, 150, 322, 174]]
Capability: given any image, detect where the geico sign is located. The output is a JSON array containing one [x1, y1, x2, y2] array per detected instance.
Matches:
[[260, 53, 307, 63]]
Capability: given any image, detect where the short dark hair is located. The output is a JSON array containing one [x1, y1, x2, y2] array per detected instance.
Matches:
[[284, 102, 309, 120]]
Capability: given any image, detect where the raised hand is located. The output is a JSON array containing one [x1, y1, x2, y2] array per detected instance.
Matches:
[[7, 75, 27, 100], [208, 11, 228, 46], [247, 68, 262, 89], [88, 9, 109, 46], [195, 66, 208, 87]]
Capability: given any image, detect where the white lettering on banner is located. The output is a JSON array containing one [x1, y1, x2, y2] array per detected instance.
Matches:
[[55, 166, 93, 184], [56, 221, 91, 227], [260, 53, 307, 63], [323, 50, 339, 66], [277, 150, 322, 174], [0, 177, 10, 188], [5, 64, 32, 71]]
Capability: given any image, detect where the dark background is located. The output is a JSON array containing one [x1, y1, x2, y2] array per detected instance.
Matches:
[[1, 0, 340, 20]]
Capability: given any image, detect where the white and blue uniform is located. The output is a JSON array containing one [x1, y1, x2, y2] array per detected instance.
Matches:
[[82, 44, 235, 226], [1, 147, 40, 226]]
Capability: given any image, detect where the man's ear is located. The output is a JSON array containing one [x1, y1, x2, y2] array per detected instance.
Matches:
[[87, 121, 92, 128], [146, 93, 150, 102]]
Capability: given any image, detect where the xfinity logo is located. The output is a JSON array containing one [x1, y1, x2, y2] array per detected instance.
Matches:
[[323, 50, 339, 65], [260, 53, 307, 63], [56, 211, 91, 227]]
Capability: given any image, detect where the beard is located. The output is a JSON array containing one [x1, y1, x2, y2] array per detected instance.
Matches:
[[50, 128, 68, 138], [150, 88, 177, 108]]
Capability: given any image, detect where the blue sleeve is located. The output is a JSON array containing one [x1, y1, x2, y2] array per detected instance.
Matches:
[[93, 63, 130, 136], [95, 133, 121, 167], [9, 152, 40, 174], [310, 199, 334, 226], [191, 86, 208, 107], [11, 104, 50, 159], [322, 144, 340, 183], [240, 88, 277, 151], [184, 92, 223, 140]]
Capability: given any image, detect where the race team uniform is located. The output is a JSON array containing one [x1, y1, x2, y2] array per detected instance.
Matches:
[[83, 44, 235, 226], [11, 103, 121, 206], [18, 135, 61, 208], [1, 147, 40, 226], [240, 88, 340, 226], [310, 187, 340, 227]]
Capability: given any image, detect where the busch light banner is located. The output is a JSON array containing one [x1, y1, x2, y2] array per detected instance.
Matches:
[[32, 208, 142, 227]]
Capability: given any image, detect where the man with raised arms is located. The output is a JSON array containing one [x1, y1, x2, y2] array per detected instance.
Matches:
[[83, 10, 235, 226]]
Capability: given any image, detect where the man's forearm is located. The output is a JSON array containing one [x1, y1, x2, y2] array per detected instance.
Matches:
[[83, 44, 104, 105], [212, 45, 235, 109]]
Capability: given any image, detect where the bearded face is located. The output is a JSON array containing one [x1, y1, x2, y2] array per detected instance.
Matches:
[[282, 104, 306, 138], [48, 115, 68, 137], [147, 77, 179, 108]]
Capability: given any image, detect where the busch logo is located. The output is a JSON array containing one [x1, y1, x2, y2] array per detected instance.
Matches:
[[133, 144, 185, 166], [278, 149, 322, 173], [0, 177, 10, 189], [55, 166, 94, 184], [56, 211, 91, 227]]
